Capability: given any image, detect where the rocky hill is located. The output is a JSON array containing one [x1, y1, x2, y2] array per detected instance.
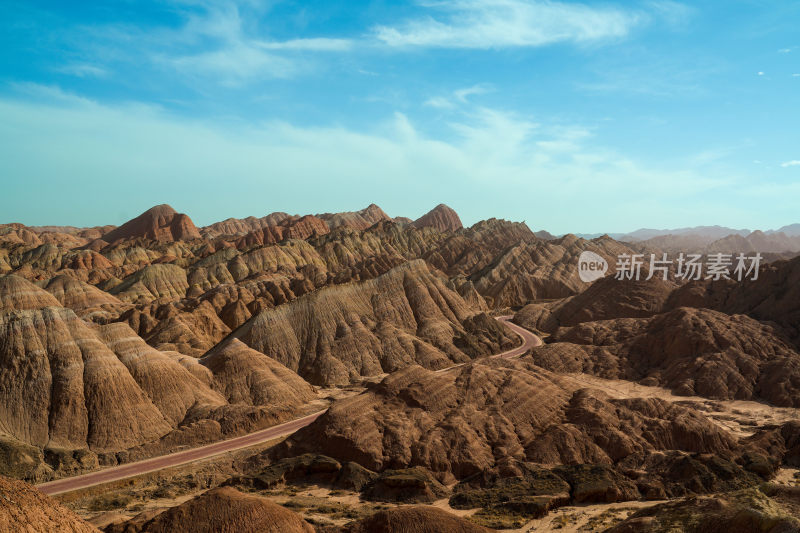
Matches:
[[666, 255, 800, 347], [412, 204, 463, 232], [102, 205, 201, 243], [528, 306, 800, 406], [0, 475, 99, 532], [514, 275, 675, 332], [104, 486, 314, 533], [276, 358, 743, 483], [345, 506, 490, 533], [0, 275, 315, 481], [229, 260, 517, 386]]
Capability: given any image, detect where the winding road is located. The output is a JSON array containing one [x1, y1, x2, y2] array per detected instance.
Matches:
[[494, 315, 544, 357], [37, 316, 541, 496]]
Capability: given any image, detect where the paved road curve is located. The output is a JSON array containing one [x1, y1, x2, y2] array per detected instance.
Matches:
[[37, 316, 541, 496], [494, 315, 543, 357]]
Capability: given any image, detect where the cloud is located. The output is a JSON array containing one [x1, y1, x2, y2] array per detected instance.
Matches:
[[55, 64, 109, 78], [424, 96, 455, 109], [372, 0, 668, 49], [424, 84, 492, 109], [56, 1, 352, 84], [3, 87, 772, 233], [454, 84, 491, 102], [781, 160, 800, 168], [578, 58, 710, 97], [778, 47, 793, 53], [167, 43, 298, 82], [160, 4, 350, 82], [644, 1, 694, 27], [256, 38, 353, 51]]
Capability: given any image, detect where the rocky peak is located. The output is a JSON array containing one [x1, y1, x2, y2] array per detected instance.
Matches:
[[102, 204, 201, 243], [412, 204, 463, 232]]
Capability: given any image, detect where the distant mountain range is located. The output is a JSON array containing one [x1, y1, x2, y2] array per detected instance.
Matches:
[[539, 224, 800, 254], [571, 223, 800, 241]]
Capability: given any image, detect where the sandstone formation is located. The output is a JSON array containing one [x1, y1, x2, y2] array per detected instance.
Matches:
[[276, 359, 742, 483], [102, 205, 201, 243], [234, 215, 330, 248], [666, 255, 800, 347], [345, 506, 490, 533], [0, 277, 174, 453], [230, 260, 517, 386], [528, 307, 800, 406], [452, 231, 638, 307], [4, 203, 800, 530], [0, 223, 43, 247], [104, 486, 314, 533], [412, 204, 463, 232], [514, 275, 675, 333], [605, 486, 800, 533], [44, 274, 130, 319], [111, 263, 189, 303], [200, 339, 316, 407], [0, 275, 316, 480], [318, 203, 391, 231], [200, 212, 293, 239], [0, 204, 652, 366], [0, 475, 99, 532]]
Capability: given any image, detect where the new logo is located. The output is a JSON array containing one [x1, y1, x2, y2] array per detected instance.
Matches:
[[577, 251, 608, 282]]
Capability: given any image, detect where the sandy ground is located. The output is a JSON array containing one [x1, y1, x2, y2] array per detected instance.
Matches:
[[514, 500, 665, 532], [773, 467, 800, 486]]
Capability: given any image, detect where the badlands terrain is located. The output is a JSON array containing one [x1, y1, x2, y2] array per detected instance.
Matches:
[[1, 203, 800, 532]]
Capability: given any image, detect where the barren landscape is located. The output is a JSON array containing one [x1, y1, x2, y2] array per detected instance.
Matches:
[[1, 203, 799, 532], [4, 0, 800, 529]]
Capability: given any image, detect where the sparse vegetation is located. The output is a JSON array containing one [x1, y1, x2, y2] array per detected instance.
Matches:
[[87, 493, 132, 512]]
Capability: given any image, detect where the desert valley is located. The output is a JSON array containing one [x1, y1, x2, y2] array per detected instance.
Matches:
[[1, 203, 800, 532]]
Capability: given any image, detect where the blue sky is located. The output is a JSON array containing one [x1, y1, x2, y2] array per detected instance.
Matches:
[[1, 0, 798, 233]]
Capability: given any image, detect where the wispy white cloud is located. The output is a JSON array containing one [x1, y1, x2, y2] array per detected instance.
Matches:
[[60, 1, 352, 84], [778, 47, 794, 53], [424, 84, 492, 109], [167, 44, 298, 82], [372, 0, 684, 49], [55, 63, 109, 78], [454, 84, 491, 102], [781, 160, 800, 168], [644, 1, 695, 27], [424, 96, 455, 109], [3, 86, 765, 232], [578, 58, 711, 97], [256, 38, 353, 51]]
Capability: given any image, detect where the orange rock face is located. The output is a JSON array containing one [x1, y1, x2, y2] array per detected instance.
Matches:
[[0, 475, 99, 532], [105, 486, 314, 533], [412, 203, 463, 232], [346, 506, 490, 533], [277, 359, 739, 481], [3, 201, 799, 519], [234, 214, 330, 248], [528, 306, 800, 406], [102, 204, 201, 243]]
